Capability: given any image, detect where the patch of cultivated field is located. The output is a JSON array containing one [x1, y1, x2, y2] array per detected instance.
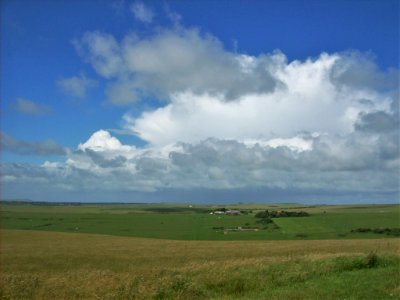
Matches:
[[1, 203, 399, 240], [1, 229, 399, 299]]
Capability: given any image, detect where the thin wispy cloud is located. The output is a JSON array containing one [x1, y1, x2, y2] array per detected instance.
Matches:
[[56, 74, 97, 99], [10, 98, 51, 116], [130, 2, 154, 23], [1, 132, 66, 156]]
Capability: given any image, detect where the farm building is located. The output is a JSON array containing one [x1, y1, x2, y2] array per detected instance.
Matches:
[[225, 210, 241, 216]]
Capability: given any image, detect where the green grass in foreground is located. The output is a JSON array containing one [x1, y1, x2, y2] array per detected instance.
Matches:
[[151, 254, 400, 300], [1, 203, 399, 240], [0, 230, 399, 299]]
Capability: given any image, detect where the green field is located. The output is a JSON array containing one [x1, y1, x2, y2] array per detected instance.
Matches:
[[1, 203, 399, 240], [1, 202, 399, 299]]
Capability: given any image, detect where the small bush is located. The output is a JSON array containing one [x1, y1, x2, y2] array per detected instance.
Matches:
[[350, 227, 400, 236], [295, 233, 308, 238], [36, 223, 53, 227], [387, 228, 400, 236], [256, 218, 273, 224], [351, 227, 371, 233], [333, 252, 381, 272], [255, 210, 269, 218], [255, 210, 309, 218], [364, 252, 378, 268]]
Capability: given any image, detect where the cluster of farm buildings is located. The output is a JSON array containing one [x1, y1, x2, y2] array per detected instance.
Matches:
[[209, 210, 241, 216]]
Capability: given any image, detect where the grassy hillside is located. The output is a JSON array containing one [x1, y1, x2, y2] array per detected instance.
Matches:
[[1, 203, 399, 240], [1, 229, 399, 299]]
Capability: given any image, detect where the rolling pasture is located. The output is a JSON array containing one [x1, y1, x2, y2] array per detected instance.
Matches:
[[1, 203, 399, 240], [1, 203, 399, 299]]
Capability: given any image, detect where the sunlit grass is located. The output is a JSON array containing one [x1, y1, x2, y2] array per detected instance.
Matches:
[[1, 230, 399, 299]]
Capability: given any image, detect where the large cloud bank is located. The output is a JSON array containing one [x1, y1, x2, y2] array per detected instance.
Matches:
[[2, 25, 399, 202]]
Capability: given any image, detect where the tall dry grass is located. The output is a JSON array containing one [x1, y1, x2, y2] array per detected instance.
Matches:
[[1, 229, 399, 299]]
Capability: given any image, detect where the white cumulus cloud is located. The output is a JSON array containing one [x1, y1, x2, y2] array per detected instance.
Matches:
[[122, 61, 392, 147], [2, 22, 398, 202]]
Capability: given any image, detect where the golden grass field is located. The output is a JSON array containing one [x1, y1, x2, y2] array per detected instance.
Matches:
[[1, 229, 399, 299]]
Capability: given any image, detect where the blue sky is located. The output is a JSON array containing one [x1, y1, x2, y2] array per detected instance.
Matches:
[[1, 0, 399, 203]]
